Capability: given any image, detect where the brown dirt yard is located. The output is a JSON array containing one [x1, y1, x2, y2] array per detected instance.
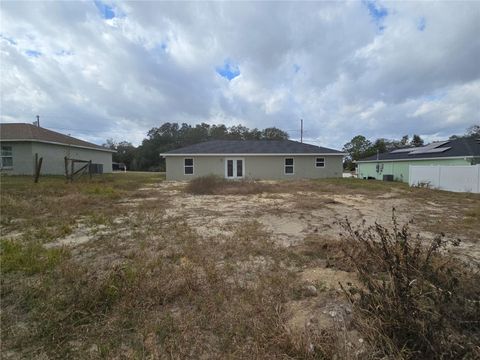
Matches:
[[1, 173, 479, 359]]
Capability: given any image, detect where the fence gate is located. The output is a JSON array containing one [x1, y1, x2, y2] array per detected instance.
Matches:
[[64, 157, 92, 182]]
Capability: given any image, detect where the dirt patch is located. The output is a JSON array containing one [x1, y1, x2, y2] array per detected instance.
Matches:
[[258, 214, 307, 246], [300, 267, 358, 291], [44, 224, 95, 248], [288, 298, 352, 330]]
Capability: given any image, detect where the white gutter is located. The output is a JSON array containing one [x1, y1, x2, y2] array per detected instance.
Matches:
[[355, 156, 472, 163], [1, 139, 116, 153], [160, 153, 346, 157]]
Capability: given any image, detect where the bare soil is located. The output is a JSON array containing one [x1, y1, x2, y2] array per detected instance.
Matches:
[[1, 174, 479, 359]]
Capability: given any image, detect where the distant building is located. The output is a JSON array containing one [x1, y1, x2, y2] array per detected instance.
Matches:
[[161, 139, 345, 181], [0, 123, 114, 175], [356, 137, 480, 182]]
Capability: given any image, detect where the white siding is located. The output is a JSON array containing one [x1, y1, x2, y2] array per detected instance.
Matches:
[[409, 165, 480, 193]]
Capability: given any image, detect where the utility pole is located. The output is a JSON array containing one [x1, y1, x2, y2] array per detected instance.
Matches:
[[36, 115, 40, 127], [300, 118, 303, 143]]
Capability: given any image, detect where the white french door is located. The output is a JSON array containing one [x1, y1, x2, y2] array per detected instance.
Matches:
[[225, 158, 244, 179]]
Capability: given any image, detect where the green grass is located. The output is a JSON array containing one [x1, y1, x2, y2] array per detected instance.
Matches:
[[0, 239, 69, 275]]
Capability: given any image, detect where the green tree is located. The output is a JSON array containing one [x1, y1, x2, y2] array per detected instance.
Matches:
[[410, 134, 424, 147], [245, 128, 262, 140], [343, 135, 373, 161], [466, 124, 480, 138], [210, 124, 228, 139], [261, 127, 289, 140], [228, 125, 250, 140], [103, 139, 138, 170], [372, 138, 387, 153], [115, 141, 136, 170]]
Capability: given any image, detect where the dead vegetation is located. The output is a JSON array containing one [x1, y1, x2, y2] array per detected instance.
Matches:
[[1, 173, 480, 359], [339, 213, 480, 358], [185, 174, 276, 195]]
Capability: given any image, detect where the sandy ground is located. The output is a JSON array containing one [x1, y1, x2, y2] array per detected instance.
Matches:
[[40, 180, 479, 337]]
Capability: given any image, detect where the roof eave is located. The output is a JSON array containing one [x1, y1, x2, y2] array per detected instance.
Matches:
[[355, 156, 472, 163], [160, 152, 346, 157], [1, 139, 116, 153]]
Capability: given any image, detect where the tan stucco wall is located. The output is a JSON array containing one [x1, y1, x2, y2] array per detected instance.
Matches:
[[0, 141, 112, 175], [165, 155, 343, 180], [0, 142, 33, 175]]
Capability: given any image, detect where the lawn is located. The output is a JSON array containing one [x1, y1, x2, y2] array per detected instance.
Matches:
[[1, 173, 479, 359]]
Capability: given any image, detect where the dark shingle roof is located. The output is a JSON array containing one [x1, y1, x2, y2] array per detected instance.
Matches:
[[162, 140, 344, 155], [0, 123, 113, 152], [357, 137, 480, 162]]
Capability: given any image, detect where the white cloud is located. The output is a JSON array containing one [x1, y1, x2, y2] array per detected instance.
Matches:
[[0, 1, 479, 148]]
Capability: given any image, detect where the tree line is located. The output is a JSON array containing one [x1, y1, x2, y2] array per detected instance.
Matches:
[[105, 123, 478, 172], [104, 122, 289, 171], [342, 124, 479, 170]]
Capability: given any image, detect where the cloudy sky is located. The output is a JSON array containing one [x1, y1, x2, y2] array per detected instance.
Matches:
[[1, 1, 479, 149]]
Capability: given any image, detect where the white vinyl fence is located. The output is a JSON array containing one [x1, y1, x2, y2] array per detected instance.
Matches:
[[409, 165, 480, 193]]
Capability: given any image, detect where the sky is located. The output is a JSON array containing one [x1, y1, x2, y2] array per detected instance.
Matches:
[[1, 1, 479, 149]]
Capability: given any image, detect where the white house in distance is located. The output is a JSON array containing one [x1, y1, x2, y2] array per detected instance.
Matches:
[[0, 123, 114, 175], [161, 139, 345, 181]]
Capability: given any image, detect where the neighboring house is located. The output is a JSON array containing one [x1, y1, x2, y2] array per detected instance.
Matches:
[[161, 140, 345, 181], [356, 137, 480, 182], [0, 123, 114, 175]]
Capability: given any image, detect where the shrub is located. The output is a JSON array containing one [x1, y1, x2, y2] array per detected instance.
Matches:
[[185, 175, 227, 195], [338, 211, 480, 359], [185, 175, 274, 195]]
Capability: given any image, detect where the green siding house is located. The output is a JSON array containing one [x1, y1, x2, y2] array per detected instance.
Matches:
[[161, 140, 345, 181], [356, 137, 480, 182]]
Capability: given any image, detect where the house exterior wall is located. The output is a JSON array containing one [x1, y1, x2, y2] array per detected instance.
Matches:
[[0, 141, 113, 175], [0, 142, 33, 175], [31, 142, 113, 175], [165, 155, 343, 181], [357, 158, 472, 182]]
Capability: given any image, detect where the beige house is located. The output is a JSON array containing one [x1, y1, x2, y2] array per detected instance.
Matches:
[[161, 140, 345, 181], [0, 123, 114, 175]]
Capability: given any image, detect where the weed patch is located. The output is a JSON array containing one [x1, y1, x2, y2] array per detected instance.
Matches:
[[1, 239, 69, 275], [339, 212, 480, 359], [185, 175, 275, 195]]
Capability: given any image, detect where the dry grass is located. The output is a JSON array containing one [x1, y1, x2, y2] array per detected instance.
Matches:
[[185, 175, 276, 195], [185, 175, 275, 195], [339, 213, 480, 359], [0, 218, 343, 358], [2, 173, 480, 359], [294, 196, 339, 210]]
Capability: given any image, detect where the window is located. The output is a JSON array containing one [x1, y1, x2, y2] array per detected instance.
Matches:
[[236, 159, 243, 177], [315, 157, 325, 168], [225, 158, 244, 178], [1, 145, 13, 168], [184, 158, 194, 175], [284, 158, 294, 175]]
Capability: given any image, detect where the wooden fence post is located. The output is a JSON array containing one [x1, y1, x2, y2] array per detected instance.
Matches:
[[34, 153, 43, 183], [34, 153, 38, 182], [64, 157, 69, 181], [70, 160, 75, 182]]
